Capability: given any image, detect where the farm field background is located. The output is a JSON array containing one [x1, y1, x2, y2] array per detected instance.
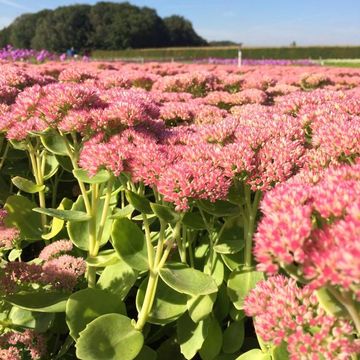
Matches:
[[91, 45, 360, 61]]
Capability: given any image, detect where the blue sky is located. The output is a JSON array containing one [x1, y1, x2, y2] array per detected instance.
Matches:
[[0, 0, 359, 46]]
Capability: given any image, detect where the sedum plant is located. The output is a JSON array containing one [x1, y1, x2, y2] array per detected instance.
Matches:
[[0, 59, 358, 359]]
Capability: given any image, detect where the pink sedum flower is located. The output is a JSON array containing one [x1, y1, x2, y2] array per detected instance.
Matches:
[[244, 276, 360, 360], [41, 254, 86, 290], [0, 209, 20, 248], [254, 161, 360, 298], [38, 239, 73, 261], [0, 329, 46, 360]]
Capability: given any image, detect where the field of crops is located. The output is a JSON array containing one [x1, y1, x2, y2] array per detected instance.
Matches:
[[92, 45, 360, 60], [0, 59, 359, 359]]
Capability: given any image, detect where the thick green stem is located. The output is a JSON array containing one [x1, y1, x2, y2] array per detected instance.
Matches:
[[157, 221, 181, 269], [154, 220, 166, 266], [244, 188, 261, 268], [94, 177, 115, 255], [143, 214, 155, 269], [61, 134, 97, 287], [0, 141, 9, 171], [62, 134, 92, 214], [87, 184, 98, 288], [134, 270, 159, 331], [135, 217, 168, 330], [27, 142, 47, 228], [328, 288, 360, 334]]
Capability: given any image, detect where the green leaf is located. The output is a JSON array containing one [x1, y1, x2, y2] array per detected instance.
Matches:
[[8, 248, 22, 261], [33, 207, 91, 222], [66, 288, 126, 340], [40, 131, 68, 156], [136, 277, 187, 325], [227, 268, 264, 310], [9, 307, 54, 332], [0, 174, 11, 204], [182, 211, 207, 229], [150, 203, 180, 223], [159, 262, 218, 296], [68, 190, 116, 251], [157, 337, 183, 360], [9, 139, 27, 150], [213, 284, 230, 322], [97, 261, 138, 300], [214, 220, 244, 254], [86, 249, 119, 267], [5, 291, 70, 312], [235, 349, 270, 360], [271, 342, 290, 360], [4, 195, 42, 240], [56, 155, 73, 172], [221, 252, 244, 271], [187, 293, 216, 323], [227, 181, 245, 205], [110, 205, 134, 219], [125, 190, 152, 214], [42, 198, 73, 240], [11, 176, 45, 193], [222, 319, 245, 354], [177, 313, 209, 360], [229, 307, 245, 322], [315, 288, 348, 317], [197, 200, 240, 217], [43, 154, 59, 180], [204, 253, 224, 287], [199, 317, 223, 360], [134, 346, 157, 360], [76, 314, 144, 360], [112, 217, 149, 271], [73, 169, 111, 184]]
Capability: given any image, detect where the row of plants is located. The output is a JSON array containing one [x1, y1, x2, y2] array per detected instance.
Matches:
[[92, 46, 360, 60], [0, 60, 359, 359]]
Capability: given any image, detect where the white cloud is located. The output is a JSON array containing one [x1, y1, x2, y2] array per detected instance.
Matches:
[[0, 0, 31, 11]]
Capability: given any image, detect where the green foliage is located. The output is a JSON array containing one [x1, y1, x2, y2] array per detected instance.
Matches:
[[159, 262, 218, 296], [177, 313, 210, 359], [92, 45, 360, 60], [9, 307, 54, 332], [136, 278, 187, 324], [112, 217, 149, 271], [199, 316, 223, 360], [227, 268, 264, 309], [236, 349, 271, 360], [222, 319, 245, 354], [66, 288, 126, 339], [97, 261, 138, 299], [11, 176, 45, 193], [0, 2, 207, 51], [4, 195, 42, 240], [164, 15, 206, 46], [75, 313, 144, 360], [5, 291, 70, 313], [33, 207, 91, 222]]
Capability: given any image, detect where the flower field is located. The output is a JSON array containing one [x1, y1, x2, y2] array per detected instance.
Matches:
[[0, 59, 359, 359]]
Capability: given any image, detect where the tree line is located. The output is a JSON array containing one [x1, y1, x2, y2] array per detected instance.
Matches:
[[0, 2, 207, 52]]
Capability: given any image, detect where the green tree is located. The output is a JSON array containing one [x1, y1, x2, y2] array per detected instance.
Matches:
[[0, 26, 11, 48], [31, 5, 92, 52], [164, 15, 207, 46], [1, 1, 207, 52], [9, 11, 50, 48]]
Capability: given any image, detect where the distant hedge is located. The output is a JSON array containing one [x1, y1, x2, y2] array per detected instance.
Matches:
[[92, 46, 360, 60]]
